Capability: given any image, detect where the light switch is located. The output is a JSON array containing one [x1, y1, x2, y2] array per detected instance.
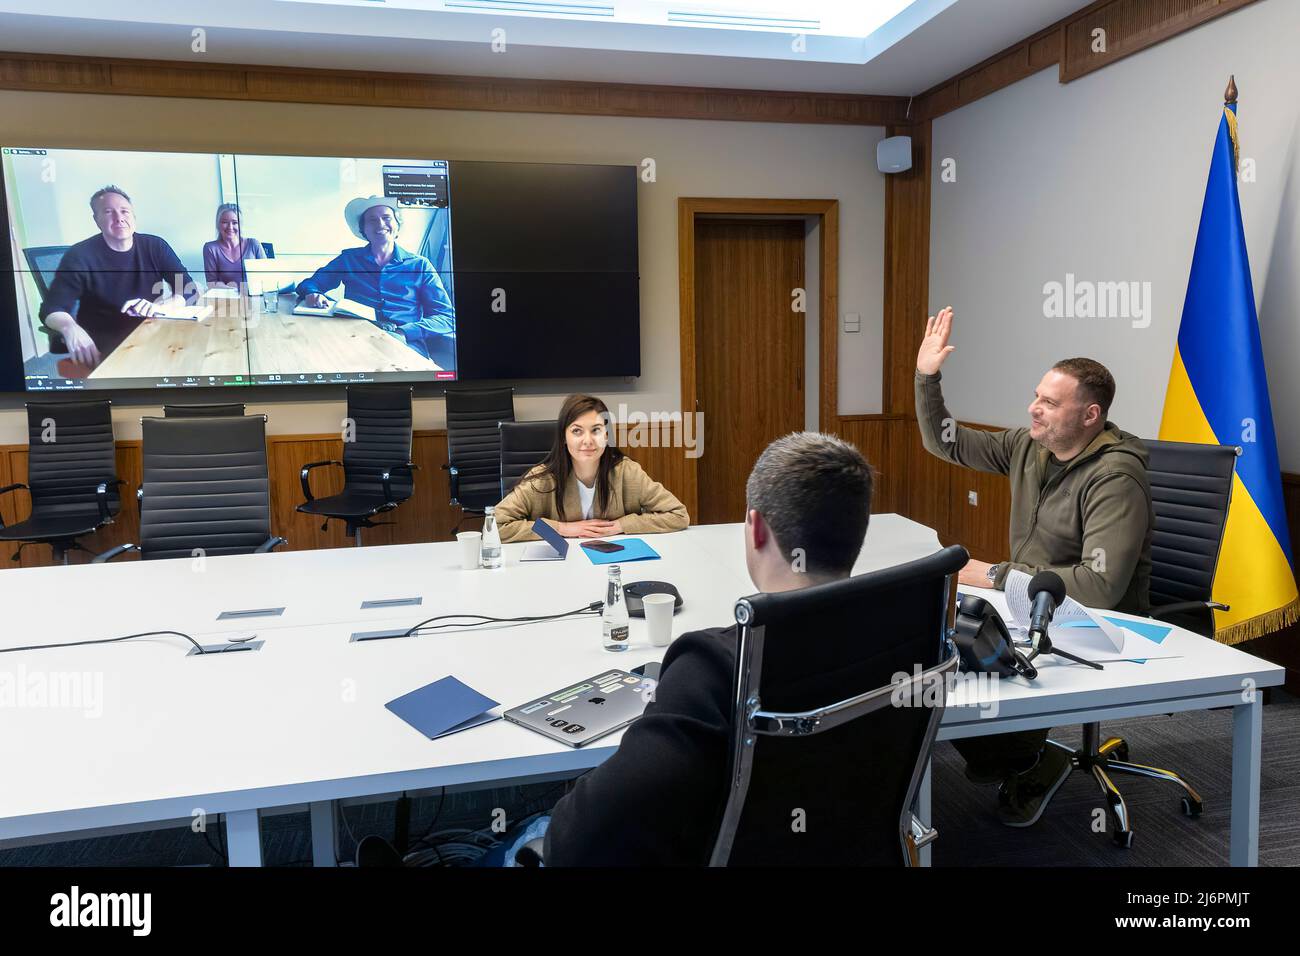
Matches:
[[843, 312, 861, 333], [968, 490, 978, 506]]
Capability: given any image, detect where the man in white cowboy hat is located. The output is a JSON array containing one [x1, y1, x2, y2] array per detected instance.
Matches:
[[296, 194, 456, 369]]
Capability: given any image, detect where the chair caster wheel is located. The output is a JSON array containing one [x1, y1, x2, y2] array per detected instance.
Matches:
[[1181, 796, 1203, 818], [1112, 830, 1134, 849], [1113, 744, 1130, 763]]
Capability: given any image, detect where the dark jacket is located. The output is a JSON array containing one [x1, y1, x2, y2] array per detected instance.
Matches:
[[544, 626, 734, 866], [915, 369, 1153, 613]]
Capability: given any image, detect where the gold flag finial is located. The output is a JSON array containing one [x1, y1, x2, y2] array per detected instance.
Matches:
[[1225, 75, 1238, 105]]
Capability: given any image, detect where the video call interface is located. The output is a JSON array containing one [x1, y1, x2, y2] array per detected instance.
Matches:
[[0, 147, 458, 391]]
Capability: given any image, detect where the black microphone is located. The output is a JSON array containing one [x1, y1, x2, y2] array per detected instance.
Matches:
[[1025, 570, 1104, 670], [1027, 571, 1067, 650]]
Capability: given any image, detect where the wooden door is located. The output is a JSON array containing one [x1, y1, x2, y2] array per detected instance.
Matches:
[[694, 218, 805, 525]]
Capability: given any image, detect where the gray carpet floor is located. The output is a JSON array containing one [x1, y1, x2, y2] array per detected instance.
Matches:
[[4, 694, 1296, 867]]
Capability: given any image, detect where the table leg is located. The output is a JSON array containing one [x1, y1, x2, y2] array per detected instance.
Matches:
[[225, 809, 264, 867], [918, 759, 933, 867], [310, 800, 338, 867], [1230, 696, 1262, 867]]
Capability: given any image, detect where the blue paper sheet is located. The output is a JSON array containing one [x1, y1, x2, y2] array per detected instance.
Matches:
[[385, 676, 500, 740], [1100, 616, 1174, 645], [581, 538, 660, 565]]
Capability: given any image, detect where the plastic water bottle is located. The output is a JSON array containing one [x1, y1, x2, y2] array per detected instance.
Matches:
[[480, 506, 502, 569], [602, 565, 629, 651]]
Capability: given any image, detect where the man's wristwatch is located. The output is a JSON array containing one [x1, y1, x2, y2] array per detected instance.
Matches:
[[986, 562, 1002, 584]]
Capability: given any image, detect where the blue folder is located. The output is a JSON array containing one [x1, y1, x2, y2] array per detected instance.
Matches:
[[385, 676, 501, 740], [581, 537, 660, 565]]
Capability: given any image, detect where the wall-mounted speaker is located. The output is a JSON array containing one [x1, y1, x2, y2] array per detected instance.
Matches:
[[876, 135, 913, 174]]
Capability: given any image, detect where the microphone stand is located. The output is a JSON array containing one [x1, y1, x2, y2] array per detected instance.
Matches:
[[1027, 626, 1104, 670]]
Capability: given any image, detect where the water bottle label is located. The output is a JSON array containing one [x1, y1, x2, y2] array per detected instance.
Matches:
[[608, 625, 628, 643]]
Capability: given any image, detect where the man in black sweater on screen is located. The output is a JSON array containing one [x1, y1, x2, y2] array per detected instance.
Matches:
[[542, 431, 874, 866], [39, 184, 197, 370]]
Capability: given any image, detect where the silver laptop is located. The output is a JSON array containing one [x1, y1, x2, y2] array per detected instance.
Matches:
[[505, 669, 658, 747]]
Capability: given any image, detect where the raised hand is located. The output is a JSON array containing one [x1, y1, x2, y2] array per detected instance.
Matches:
[[916, 306, 956, 375]]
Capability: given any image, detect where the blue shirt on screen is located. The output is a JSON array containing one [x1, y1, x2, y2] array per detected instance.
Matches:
[[295, 243, 455, 367]]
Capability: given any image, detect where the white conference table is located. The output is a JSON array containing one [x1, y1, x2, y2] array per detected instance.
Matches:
[[0, 515, 1283, 866]]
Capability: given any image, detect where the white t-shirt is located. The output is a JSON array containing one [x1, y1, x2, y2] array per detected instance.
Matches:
[[577, 479, 596, 519]]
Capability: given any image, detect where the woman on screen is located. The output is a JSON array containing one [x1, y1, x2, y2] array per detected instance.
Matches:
[[493, 394, 689, 543], [202, 203, 266, 289]]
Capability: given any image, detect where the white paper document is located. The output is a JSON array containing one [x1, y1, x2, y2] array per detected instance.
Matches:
[[152, 304, 214, 321], [1002, 568, 1126, 657]]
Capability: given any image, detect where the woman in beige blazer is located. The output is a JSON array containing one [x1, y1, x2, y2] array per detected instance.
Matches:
[[493, 394, 690, 543]]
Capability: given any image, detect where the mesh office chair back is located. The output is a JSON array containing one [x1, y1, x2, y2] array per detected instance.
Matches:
[[713, 544, 966, 867], [163, 403, 247, 418], [139, 415, 274, 560], [499, 420, 557, 497], [446, 386, 515, 510], [1145, 439, 1237, 638], [342, 386, 414, 502], [25, 401, 119, 518], [22, 246, 71, 302], [24, 245, 74, 351]]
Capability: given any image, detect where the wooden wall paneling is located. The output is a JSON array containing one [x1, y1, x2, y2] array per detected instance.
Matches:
[[914, 0, 1260, 121], [0, 448, 18, 565], [268, 435, 351, 552], [0, 51, 910, 126], [881, 121, 932, 416], [904, 425, 952, 541], [837, 415, 908, 516], [1060, 0, 1261, 82], [819, 201, 841, 433]]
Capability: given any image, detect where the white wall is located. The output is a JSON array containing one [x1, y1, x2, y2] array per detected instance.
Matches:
[[929, 0, 1300, 468], [0, 89, 887, 441]]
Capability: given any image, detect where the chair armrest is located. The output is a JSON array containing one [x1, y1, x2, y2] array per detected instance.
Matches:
[[445, 463, 460, 501], [300, 460, 342, 503], [255, 536, 287, 554], [378, 461, 416, 503], [96, 479, 124, 523], [93, 543, 138, 564], [0, 482, 28, 530], [514, 837, 545, 867], [1150, 600, 1230, 620]]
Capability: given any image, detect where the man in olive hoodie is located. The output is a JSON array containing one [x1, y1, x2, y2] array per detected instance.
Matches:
[[915, 306, 1153, 826]]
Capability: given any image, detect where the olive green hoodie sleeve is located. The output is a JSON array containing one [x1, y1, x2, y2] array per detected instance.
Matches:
[[993, 471, 1149, 610], [914, 369, 1024, 476]]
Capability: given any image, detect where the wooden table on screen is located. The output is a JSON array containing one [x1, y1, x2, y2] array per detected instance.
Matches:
[[88, 296, 442, 380]]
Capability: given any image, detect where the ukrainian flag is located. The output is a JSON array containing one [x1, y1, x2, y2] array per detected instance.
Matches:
[[1159, 80, 1299, 644]]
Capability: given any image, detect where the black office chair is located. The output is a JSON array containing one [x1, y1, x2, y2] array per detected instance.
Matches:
[[24, 245, 72, 354], [499, 420, 556, 498], [94, 415, 285, 562], [517, 544, 968, 867], [711, 545, 965, 866], [163, 403, 247, 418], [444, 386, 515, 522], [298, 385, 416, 547], [0, 401, 121, 564], [1045, 438, 1237, 848]]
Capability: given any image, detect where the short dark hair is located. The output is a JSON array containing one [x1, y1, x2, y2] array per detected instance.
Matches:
[[745, 432, 873, 577], [1052, 357, 1116, 417], [89, 185, 132, 212]]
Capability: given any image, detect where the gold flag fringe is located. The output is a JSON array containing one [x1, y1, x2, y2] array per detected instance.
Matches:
[[1224, 107, 1241, 175], [1214, 596, 1299, 646]]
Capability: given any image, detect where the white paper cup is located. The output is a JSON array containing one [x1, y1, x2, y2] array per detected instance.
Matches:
[[642, 592, 676, 647], [457, 531, 482, 570]]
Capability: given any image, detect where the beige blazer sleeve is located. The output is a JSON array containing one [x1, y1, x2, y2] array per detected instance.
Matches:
[[613, 458, 690, 535], [492, 466, 559, 543]]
